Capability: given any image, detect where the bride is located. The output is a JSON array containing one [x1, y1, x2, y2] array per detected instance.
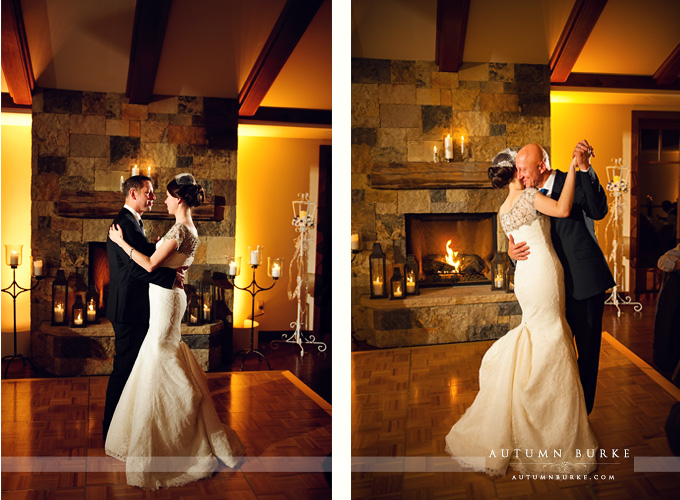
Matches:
[[445, 148, 598, 476], [106, 173, 244, 490]]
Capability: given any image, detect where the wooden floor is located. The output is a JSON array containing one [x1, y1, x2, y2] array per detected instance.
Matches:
[[351, 330, 680, 499], [1, 370, 331, 499]]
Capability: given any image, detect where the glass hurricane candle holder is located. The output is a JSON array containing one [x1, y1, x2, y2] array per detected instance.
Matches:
[[390, 267, 405, 300], [187, 293, 201, 326], [404, 254, 420, 296], [5, 245, 22, 268], [491, 252, 507, 291], [52, 269, 69, 326], [85, 287, 99, 324], [248, 245, 263, 267], [268, 257, 283, 279], [32, 256, 44, 277], [369, 243, 387, 299], [227, 256, 241, 277], [72, 295, 85, 328]]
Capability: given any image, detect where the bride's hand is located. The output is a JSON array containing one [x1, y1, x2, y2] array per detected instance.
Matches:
[[108, 224, 125, 247]]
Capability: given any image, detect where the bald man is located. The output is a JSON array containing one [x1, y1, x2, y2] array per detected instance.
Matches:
[[510, 141, 615, 414]]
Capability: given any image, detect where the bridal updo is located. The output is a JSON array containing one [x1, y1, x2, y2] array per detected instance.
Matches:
[[488, 148, 518, 189], [167, 173, 205, 208]]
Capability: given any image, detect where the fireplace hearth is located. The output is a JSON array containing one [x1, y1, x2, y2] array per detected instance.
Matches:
[[405, 213, 497, 287]]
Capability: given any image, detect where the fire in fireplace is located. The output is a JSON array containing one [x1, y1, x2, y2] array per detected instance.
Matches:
[[405, 213, 497, 287]]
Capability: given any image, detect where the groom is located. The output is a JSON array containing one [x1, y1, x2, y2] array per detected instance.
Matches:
[[510, 141, 615, 414], [102, 176, 180, 440]]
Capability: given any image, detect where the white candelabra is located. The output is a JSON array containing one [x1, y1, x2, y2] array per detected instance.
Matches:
[[270, 193, 327, 357], [604, 158, 642, 317]]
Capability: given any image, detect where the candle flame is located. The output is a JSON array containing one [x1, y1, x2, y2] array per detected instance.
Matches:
[[56, 303, 63, 311], [77, 312, 82, 321], [445, 240, 461, 272], [204, 304, 209, 311]]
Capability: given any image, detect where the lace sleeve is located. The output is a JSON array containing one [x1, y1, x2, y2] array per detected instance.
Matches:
[[500, 188, 541, 234], [164, 223, 186, 250]]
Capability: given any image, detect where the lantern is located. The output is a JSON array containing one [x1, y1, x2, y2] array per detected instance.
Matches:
[[369, 243, 387, 299], [268, 257, 283, 280], [491, 252, 506, 291], [72, 295, 85, 328], [505, 262, 515, 293], [85, 285, 99, 325], [187, 292, 202, 326], [201, 270, 215, 323], [52, 269, 68, 326], [404, 254, 420, 296], [390, 267, 405, 300], [5, 244, 22, 267]]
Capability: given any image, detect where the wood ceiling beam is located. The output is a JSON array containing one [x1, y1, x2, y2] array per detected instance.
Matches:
[[1, 0, 35, 105], [653, 42, 680, 86], [238, 0, 323, 117], [551, 73, 680, 91], [550, 0, 607, 83], [238, 106, 331, 126], [126, 0, 173, 105], [435, 0, 470, 73]]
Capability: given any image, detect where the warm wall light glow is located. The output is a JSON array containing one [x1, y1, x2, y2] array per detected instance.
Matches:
[[1, 114, 33, 334], [238, 123, 331, 140], [551, 89, 680, 106]]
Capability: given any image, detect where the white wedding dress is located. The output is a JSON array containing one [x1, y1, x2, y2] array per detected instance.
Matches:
[[445, 188, 598, 475], [105, 223, 245, 490]]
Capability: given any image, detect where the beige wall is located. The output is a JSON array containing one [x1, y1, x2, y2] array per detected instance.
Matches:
[[1, 116, 33, 341], [235, 135, 330, 331]]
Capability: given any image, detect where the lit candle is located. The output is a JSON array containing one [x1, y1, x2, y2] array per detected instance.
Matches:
[[300, 210, 307, 219], [229, 261, 238, 276], [271, 263, 281, 277], [372, 277, 383, 296], [190, 314, 198, 324], [9, 251, 19, 266], [444, 134, 453, 160], [147, 166, 151, 177], [54, 304, 64, 323], [87, 302, 96, 322], [33, 259, 43, 276], [74, 312, 83, 326], [250, 250, 259, 265], [406, 275, 416, 293], [120, 175, 124, 192], [393, 285, 403, 298], [351, 234, 360, 250], [461, 136, 465, 154], [203, 304, 211, 322], [433, 146, 438, 163], [495, 273, 504, 289], [131, 164, 139, 176], [613, 175, 621, 183]]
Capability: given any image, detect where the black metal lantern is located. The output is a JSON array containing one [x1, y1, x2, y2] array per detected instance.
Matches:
[[491, 252, 507, 291], [369, 243, 387, 298], [51, 269, 68, 326], [505, 262, 515, 293], [201, 270, 215, 323], [85, 285, 99, 325], [187, 292, 202, 326], [390, 267, 406, 300], [71, 295, 85, 328], [404, 254, 420, 296]]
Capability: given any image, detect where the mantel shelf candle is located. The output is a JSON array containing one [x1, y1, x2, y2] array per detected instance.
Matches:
[[369, 243, 387, 298]]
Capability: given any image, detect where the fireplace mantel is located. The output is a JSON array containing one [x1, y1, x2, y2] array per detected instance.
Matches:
[[371, 162, 493, 190], [58, 191, 225, 220]]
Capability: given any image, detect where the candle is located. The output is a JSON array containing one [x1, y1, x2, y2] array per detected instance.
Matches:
[[250, 250, 259, 265], [74, 313, 83, 326], [87, 301, 96, 322], [203, 304, 211, 322], [372, 277, 383, 296], [147, 166, 151, 177], [229, 261, 238, 276], [131, 164, 139, 176], [190, 314, 198, 324], [9, 252, 19, 266], [54, 304, 64, 323], [461, 136, 465, 154], [120, 175, 124, 192], [300, 210, 307, 219], [613, 175, 621, 183], [393, 285, 402, 298], [433, 146, 438, 163], [444, 134, 453, 160], [494, 274, 504, 289], [272, 263, 281, 277], [406, 275, 416, 293], [509, 281, 514, 291], [33, 259, 43, 276], [351, 234, 360, 250]]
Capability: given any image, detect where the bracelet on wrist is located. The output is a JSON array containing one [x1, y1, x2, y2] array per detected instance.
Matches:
[[129, 247, 133, 260]]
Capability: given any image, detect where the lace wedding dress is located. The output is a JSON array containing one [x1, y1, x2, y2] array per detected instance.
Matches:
[[445, 188, 597, 475], [105, 223, 245, 490]]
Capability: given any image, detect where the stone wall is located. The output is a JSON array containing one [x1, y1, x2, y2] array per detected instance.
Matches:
[[351, 58, 551, 341], [30, 88, 237, 333]]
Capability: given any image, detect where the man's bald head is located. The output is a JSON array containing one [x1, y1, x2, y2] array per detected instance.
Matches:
[[516, 143, 551, 188]]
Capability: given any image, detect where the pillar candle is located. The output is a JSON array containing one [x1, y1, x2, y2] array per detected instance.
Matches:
[[444, 134, 453, 160], [461, 136, 465, 154], [203, 305, 211, 322], [272, 263, 281, 277], [393, 286, 402, 298], [10, 252, 19, 266], [87, 308, 96, 322], [131, 164, 139, 176], [250, 250, 259, 265], [372, 277, 383, 296], [229, 261, 238, 275], [74, 313, 83, 326], [54, 305, 64, 323], [351, 234, 359, 250], [33, 259, 43, 276]]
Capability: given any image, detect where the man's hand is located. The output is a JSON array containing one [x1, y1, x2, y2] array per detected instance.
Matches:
[[174, 266, 189, 289], [508, 234, 530, 261], [573, 140, 594, 172]]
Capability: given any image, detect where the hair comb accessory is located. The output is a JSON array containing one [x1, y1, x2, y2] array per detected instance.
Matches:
[[175, 173, 196, 186]]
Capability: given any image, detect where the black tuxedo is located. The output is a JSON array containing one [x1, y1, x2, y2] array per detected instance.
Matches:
[[550, 169, 615, 413], [103, 208, 175, 439]]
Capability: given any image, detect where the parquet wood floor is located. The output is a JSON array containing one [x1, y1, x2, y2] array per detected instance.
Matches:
[[1, 370, 331, 499], [352, 334, 680, 499]]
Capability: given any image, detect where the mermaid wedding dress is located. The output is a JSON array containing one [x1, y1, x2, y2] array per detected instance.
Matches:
[[105, 223, 245, 490], [445, 188, 598, 475]]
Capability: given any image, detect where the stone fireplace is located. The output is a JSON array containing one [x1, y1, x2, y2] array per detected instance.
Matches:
[[351, 58, 550, 347]]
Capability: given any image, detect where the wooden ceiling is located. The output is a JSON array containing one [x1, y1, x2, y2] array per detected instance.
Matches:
[[1, 0, 332, 118], [353, 0, 680, 91]]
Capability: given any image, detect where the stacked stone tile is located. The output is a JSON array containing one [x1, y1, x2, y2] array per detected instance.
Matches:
[[351, 59, 550, 346]]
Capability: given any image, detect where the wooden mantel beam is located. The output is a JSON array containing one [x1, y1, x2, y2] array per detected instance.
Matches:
[[1, 0, 35, 105], [435, 0, 470, 73], [238, 0, 323, 117], [550, 0, 607, 83], [653, 42, 680, 86], [126, 0, 173, 105]]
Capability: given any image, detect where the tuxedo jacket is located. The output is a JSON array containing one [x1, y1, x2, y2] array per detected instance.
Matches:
[[549, 169, 615, 300], [106, 209, 176, 326]]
